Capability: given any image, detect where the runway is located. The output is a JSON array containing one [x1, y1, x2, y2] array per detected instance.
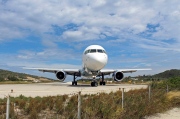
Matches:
[[0, 82, 148, 98]]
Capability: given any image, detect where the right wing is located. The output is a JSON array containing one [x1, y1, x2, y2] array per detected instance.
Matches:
[[100, 68, 152, 75]]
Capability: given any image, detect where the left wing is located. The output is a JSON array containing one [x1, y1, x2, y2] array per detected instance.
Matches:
[[23, 68, 80, 75]]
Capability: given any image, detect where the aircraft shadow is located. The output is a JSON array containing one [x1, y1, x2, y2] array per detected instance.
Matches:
[[68, 84, 92, 87]]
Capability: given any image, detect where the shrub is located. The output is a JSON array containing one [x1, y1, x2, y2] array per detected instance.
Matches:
[[29, 110, 38, 119]]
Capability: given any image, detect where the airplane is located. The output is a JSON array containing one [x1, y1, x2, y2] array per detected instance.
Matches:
[[25, 45, 151, 87]]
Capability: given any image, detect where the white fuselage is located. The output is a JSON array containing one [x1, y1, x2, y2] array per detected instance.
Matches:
[[82, 45, 108, 77]]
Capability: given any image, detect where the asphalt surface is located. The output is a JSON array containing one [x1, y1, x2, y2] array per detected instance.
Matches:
[[0, 82, 148, 98]]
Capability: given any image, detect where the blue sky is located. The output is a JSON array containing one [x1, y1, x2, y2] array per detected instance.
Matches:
[[0, 0, 180, 81]]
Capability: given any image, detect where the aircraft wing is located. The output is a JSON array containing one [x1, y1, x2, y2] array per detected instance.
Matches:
[[100, 68, 152, 75], [23, 68, 80, 75]]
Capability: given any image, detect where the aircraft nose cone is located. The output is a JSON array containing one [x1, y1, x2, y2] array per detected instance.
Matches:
[[88, 54, 108, 71], [94, 56, 106, 65]]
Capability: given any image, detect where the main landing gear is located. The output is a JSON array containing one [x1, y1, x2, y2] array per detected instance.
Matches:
[[72, 74, 78, 85], [99, 74, 106, 85]]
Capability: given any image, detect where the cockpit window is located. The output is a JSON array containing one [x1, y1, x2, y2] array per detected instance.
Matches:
[[84, 50, 88, 54], [103, 50, 107, 54], [84, 49, 106, 54], [84, 50, 90, 54], [90, 49, 96, 53], [97, 49, 103, 53]]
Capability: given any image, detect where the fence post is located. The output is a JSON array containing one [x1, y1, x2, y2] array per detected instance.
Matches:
[[78, 91, 81, 119], [122, 88, 124, 109], [6, 95, 10, 119], [148, 85, 151, 102], [166, 85, 169, 93]]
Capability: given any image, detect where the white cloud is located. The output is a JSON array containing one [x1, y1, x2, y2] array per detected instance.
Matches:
[[62, 26, 101, 41], [16, 47, 82, 61], [0, 0, 179, 44]]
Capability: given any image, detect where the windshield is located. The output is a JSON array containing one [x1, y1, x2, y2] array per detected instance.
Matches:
[[90, 49, 96, 53], [84, 49, 106, 54], [97, 49, 103, 53]]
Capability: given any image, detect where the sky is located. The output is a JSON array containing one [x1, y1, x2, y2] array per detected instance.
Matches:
[[0, 0, 180, 81]]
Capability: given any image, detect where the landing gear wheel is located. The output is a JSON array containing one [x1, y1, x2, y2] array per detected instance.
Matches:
[[72, 81, 77, 85], [91, 82, 94, 86], [99, 81, 106, 85], [99, 74, 106, 86], [72, 73, 79, 86], [91, 81, 98, 87]]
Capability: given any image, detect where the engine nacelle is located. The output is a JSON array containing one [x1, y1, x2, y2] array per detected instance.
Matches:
[[112, 71, 124, 81], [56, 71, 66, 81]]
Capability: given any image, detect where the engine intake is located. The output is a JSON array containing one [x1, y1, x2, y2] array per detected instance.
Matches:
[[56, 71, 66, 81], [113, 71, 124, 81]]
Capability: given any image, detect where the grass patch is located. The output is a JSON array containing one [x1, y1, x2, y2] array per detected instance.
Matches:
[[0, 81, 33, 84], [0, 80, 52, 84], [167, 91, 180, 100]]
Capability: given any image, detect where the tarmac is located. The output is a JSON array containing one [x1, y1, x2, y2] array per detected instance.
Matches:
[[0, 82, 148, 98]]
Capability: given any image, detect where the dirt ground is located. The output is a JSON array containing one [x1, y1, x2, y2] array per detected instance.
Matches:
[[146, 107, 180, 119]]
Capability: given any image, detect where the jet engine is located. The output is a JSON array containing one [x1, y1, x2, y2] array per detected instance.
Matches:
[[56, 71, 66, 81], [113, 71, 124, 81]]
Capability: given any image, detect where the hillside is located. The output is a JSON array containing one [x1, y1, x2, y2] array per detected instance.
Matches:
[[0, 69, 53, 82], [153, 69, 180, 79]]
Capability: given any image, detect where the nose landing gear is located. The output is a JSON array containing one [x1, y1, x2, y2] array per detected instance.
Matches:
[[91, 73, 106, 87], [91, 76, 98, 87], [91, 80, 98, 87]]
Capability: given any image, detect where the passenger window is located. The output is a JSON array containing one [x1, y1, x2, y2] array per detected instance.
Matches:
[[90, 49, 96, 53], [97, 49, 103, 53]]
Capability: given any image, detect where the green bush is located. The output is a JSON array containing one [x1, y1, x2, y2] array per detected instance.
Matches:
[[0, 76, 4, 81], [167, 77, 180, 90], [8, 76, 19, 81]]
